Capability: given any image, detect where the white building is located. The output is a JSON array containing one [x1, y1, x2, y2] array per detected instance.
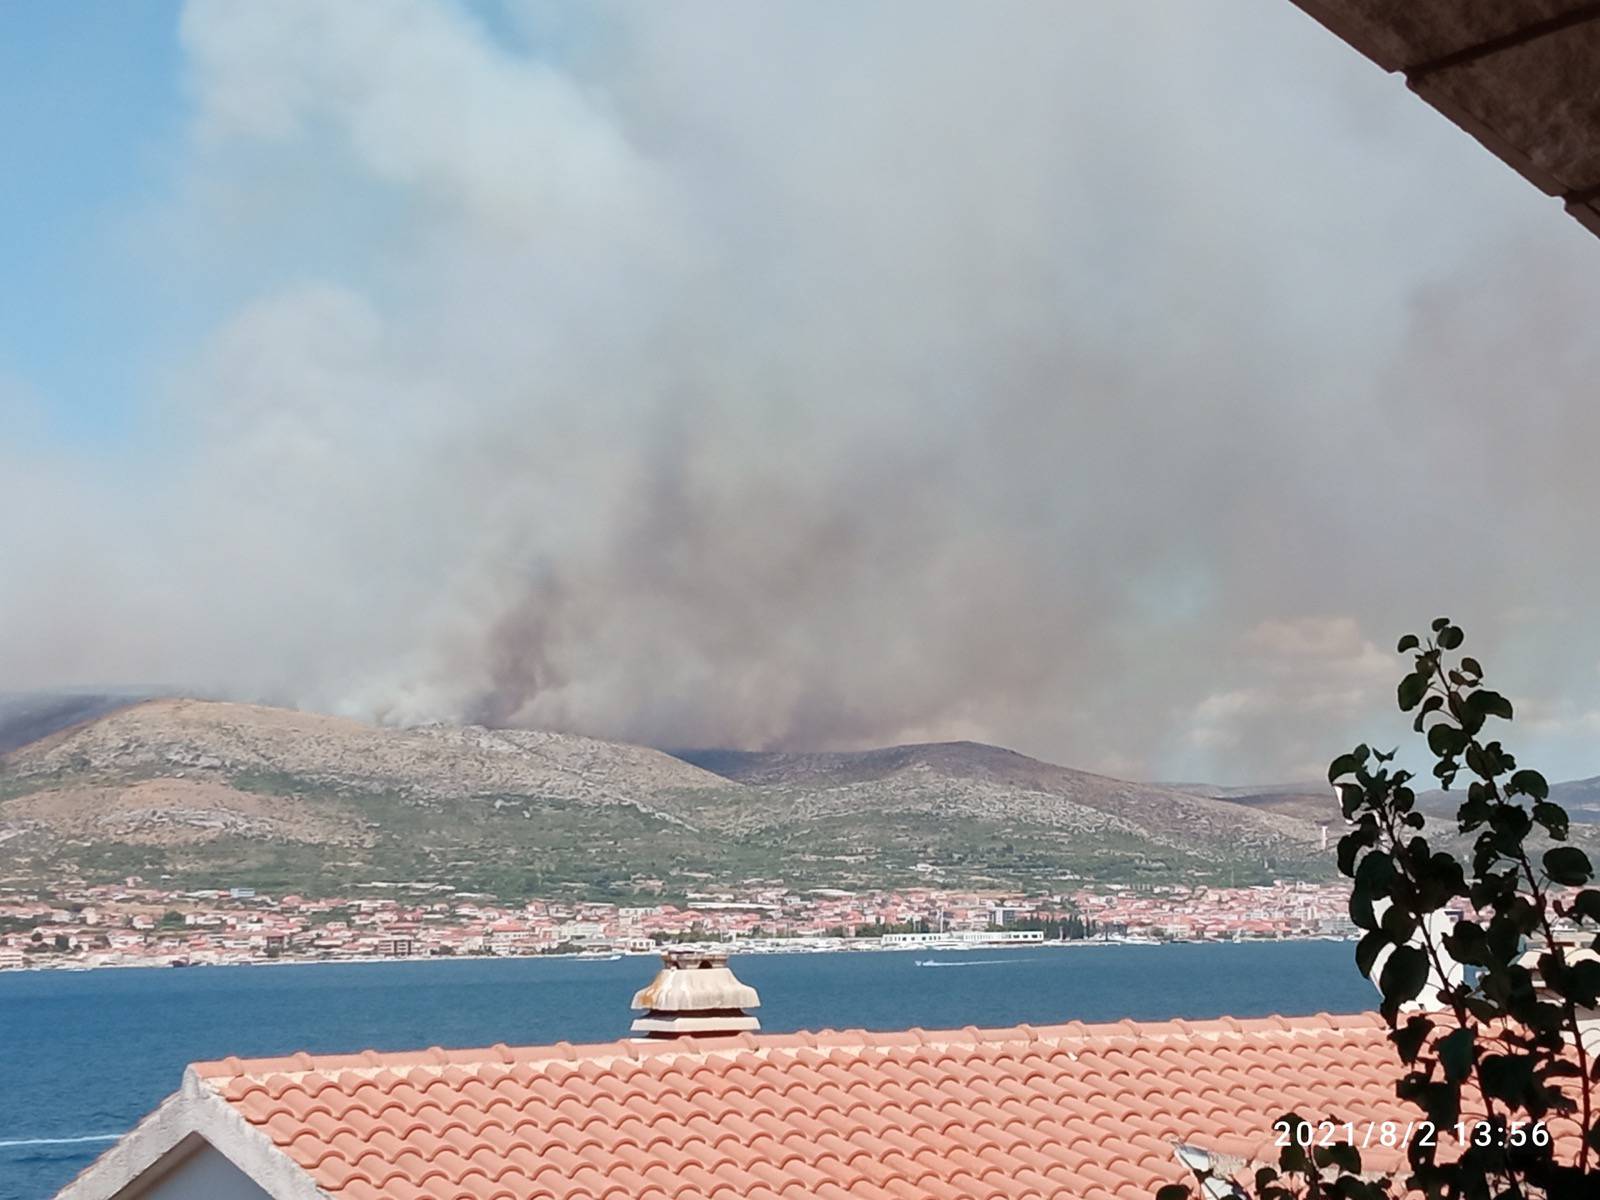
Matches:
[[880, 930, 1044, 947]]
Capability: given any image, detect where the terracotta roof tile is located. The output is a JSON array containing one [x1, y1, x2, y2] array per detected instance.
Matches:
[[158, 1011, 1494, 1199], [75, 1017, 1574, 1200]]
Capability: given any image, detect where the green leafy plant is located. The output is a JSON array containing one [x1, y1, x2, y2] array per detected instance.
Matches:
[[1160, 620, 1600, 1200]]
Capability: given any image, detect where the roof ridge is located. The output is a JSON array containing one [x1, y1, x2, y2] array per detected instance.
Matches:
[[191, 1010, 1384, 1082]]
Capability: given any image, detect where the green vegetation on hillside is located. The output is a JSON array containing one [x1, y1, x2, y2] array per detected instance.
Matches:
[[0, 700, 1347, 900]]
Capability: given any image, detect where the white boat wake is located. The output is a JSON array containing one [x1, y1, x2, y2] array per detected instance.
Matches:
[[913, 958, 1023, 968], [0, 1134, 120, 1149]]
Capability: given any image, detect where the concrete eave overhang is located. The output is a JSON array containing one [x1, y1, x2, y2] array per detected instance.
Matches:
[[1289, 0, 1600, 237], [52, 1068, 325, 1200]]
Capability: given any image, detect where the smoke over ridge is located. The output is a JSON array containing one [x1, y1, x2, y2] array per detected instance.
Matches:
[[4, 0, 1600, 783]]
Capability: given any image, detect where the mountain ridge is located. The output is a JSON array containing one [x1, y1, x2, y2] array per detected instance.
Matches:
[[0, 697, 1336, 898]]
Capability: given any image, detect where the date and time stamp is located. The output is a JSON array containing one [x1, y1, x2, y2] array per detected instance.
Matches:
[[1273, 1117, 1555, 1151]]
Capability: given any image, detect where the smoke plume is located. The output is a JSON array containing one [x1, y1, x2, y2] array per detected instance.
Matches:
[[4, 0, 1600, 782]]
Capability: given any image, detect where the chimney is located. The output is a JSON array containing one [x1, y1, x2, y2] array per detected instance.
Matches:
[[630, 949, 761, 1039]]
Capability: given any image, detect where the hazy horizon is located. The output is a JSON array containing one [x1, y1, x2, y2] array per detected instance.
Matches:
[[5, 1, 1600, 785], [6, 684, 1600, 795]]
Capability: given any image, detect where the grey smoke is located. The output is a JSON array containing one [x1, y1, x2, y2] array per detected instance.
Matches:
[[4, 0, 1600, 783]]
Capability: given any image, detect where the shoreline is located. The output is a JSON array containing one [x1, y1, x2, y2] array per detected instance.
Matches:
[[0, 932, 1357, 977]]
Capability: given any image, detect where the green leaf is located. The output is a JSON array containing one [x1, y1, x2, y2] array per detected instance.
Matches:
[[1354, 929, 1386, 976], [1443, 920, 1489, 967], [1566, 889, 1600, 924], [1349, 887, 1377, 931], [1391, 1014, 1432, 1061], [1354, 849, 1394, 893], [1314, 1142, 1361, 1174], [1380, 903, 1418, 946], [1465, 690, 1513, 722], [1431, 617, 1450, 633], [1478, 1053, 1535, 1105], [1379, 945, 1430, 1007], [1427, 723, 1465, 757], [1532, 801, 1569, 840], [1463, 741, 1491, 777], [1338, 783, 1366, 820], [1337, 826, 1374, 876], [1460, 656, 1482, 678], [1155, 1185, 1192, 1200], [1398, 672, 1429, 712], [1328, 753, 1361, 785], [1277, 1119, 1310, 1174], [1566, 959, 1600, 1008], [1411, 694, 1443, 733], [1484, 913, 1522, 964], [1510, 769, 1548, 800], [1397, 634, 1420, 653], [1544, 846, 1594, 886], [1437, 1026, 1475, 1082], [1438, 624, 1464, 650]]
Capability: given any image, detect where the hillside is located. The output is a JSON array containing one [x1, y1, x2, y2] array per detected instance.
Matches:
[[1550, 776, 1600, 821], [1182, 775, 1600, 830], [1167, 781, 1338, 824], [676, 743, 1322, 864], [0, 699, 1336, 900]]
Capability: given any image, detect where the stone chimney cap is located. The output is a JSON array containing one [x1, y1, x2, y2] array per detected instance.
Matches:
[[631, 949, 761, 1013], [630, 949, 762, 1039]]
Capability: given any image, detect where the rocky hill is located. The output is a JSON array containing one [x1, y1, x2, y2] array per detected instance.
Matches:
[[1549, 776, 1600, 821], [677, 743, 1320, 864], [1166, 780, 1339, 824], [1, 699, 1336, 900]]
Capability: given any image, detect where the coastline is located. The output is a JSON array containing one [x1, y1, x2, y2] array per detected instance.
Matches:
[[0, 931, 1358, 977]]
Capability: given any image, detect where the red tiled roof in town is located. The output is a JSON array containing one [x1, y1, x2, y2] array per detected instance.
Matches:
[[173, 1012, 1418, 1200]]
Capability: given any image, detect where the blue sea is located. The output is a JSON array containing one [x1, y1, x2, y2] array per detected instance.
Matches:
[[0, 941, 1375, 1200]]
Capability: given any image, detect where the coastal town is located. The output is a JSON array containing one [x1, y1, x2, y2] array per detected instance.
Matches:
[[0, 878, 1359, 970]]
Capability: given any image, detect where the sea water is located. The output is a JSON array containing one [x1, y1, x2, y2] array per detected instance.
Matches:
[[0, 941, 1375, 1200]]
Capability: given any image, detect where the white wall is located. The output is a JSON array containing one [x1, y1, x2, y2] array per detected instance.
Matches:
[[128, 1143, 273, 1200]]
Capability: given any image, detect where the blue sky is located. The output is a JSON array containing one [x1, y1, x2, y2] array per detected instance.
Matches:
[[4, 0, 1600, 783], [0, 1, 188, 443], [0, 0, 574, 446]]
